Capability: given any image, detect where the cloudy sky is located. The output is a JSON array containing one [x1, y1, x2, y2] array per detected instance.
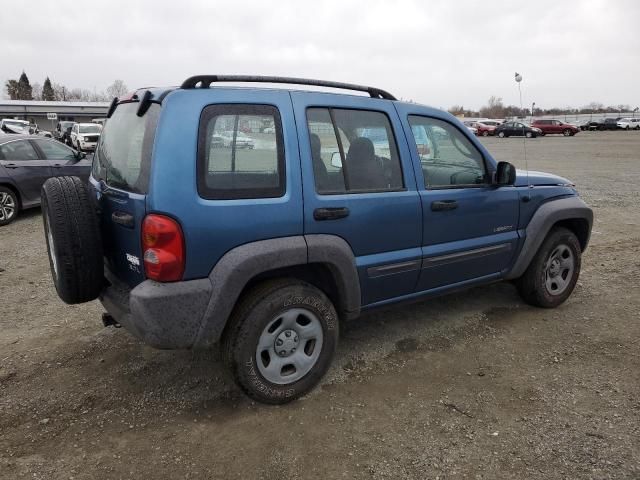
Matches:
[[2, 0, 638, 110]]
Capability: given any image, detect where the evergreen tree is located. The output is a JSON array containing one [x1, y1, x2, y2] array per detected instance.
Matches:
[[17, 72, 33, 100], [42, 77, 55, 101]]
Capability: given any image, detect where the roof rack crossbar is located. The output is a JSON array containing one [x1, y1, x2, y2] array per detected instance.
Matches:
[[180, 75, 397, 100]]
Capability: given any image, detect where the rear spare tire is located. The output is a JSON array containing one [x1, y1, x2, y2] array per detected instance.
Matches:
[[41, 176, 103, 304]]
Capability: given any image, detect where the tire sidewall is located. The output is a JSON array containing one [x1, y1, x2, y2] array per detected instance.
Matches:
[[533, 229, 581, 307], [0, 187, 18, 226], [231, 283, 338, 403]]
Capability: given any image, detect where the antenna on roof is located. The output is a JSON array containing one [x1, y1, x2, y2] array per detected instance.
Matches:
[[515, 72, 531, 191]]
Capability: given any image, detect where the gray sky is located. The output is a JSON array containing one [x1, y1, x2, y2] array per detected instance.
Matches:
[[2, 0, 639, 110]]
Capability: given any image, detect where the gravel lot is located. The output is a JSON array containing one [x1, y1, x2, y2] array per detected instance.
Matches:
[[1, 131, 639, 479]]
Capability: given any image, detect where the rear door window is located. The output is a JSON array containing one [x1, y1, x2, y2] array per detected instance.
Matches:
[[92, 102, 159, 193], [33, 139, 76, 161], [306, 107, 404, 194], [0, 140, 39, 161], [197, 104, 285, 200]]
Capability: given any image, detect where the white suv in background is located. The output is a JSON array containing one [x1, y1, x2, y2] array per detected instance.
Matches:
[[70, 123, 102, 151], [620, 118, 640, 130]]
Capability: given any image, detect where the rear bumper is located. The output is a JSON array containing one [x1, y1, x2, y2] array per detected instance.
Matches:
[[100, 268, 212, 349]]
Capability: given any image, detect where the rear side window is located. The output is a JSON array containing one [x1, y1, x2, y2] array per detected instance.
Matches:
[[197, 104, 285, 200], [92, 102, 159, 193], [0, 140, 39, 161], [306, 107, 404, 194]]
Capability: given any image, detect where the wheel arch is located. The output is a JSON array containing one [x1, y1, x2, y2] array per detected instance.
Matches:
[[506, 196, 593, 280], [0, 182, 22, 209], [194, 234, 361, 347]]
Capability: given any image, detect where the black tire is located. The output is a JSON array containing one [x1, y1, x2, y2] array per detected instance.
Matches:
[[482, 130, 489, 137], [563, 129, 572, 136], [222, 279, 339, 404], [516, 227, 581, 308], [41, 176, 103, 304], [526, 131, 533, 138], [0, 186, 19, 226], [497, 131, 505, 138]]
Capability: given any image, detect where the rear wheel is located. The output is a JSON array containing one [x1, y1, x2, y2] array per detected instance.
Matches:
[[562, 129, 571, 136], [223, 279, 339, 404], [498, 131, 505, 138], [0, 186, 18, 226], [41, 176, 103, 304], [516, 227, 581, 308]]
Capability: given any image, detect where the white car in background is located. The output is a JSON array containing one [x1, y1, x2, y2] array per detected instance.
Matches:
[[0, 118, 31, 134], [617, 118, 639, 130], [70, 123, 102, 151]]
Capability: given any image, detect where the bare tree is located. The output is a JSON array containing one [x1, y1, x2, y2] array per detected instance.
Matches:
[[31, 82, 43, 101], [106, 79, 128, 99]]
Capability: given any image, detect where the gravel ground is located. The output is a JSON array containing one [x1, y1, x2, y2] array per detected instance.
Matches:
[[1, 131, 639, 479]]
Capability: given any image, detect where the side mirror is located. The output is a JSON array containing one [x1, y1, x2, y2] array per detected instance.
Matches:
[[330, 151, 342, 168], [496, 161, 516, 186]]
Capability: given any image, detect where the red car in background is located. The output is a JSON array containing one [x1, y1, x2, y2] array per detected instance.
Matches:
[[531, 119, 579, 136], [463, 120, 496, 136]]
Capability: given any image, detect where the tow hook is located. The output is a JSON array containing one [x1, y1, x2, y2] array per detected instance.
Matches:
[[102, 313, 121, 328]]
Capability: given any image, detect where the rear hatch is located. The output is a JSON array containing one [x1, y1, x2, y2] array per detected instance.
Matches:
[[90, 99, 160, 288]]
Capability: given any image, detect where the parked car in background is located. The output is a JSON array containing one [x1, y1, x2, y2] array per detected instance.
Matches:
[[480, 119, 504, 126], [531, 119, 579, 136], [600, 118, 619, 131], [616, 118, 637, 130], [1, 119, 31, 134], [219, 131, 254, 148], [626, 118, 640, 130], [0, 135, 90, 225], [54, 121, 76, 144], [494, 121, 542, 138], [70, 123, 102, 152], [464, 120, 496, 136]]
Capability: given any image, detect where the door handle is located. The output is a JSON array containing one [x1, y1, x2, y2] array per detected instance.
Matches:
[[111, 211, 134, 228], [4, 163, 18, 169], [431, 200, 458, 212], [313, 207, 350, 221]]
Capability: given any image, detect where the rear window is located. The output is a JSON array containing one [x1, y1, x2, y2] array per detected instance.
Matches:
[[197, 104, 285, 200], [92, 102, 159, 193]]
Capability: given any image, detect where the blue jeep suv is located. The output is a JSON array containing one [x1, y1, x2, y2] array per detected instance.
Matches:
[[41, 75, 593, 404]]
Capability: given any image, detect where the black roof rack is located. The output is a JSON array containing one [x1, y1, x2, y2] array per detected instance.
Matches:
[[180, 75, 397, 101]]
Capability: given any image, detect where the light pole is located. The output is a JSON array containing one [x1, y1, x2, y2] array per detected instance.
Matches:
[[531, 102, 535, 122]]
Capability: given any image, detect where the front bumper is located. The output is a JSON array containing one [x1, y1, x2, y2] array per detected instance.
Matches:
[[79, 141, 97, 151], [100, 269, 212, 349]]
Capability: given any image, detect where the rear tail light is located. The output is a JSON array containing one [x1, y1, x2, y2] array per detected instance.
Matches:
[[141, 214, 185, 282]]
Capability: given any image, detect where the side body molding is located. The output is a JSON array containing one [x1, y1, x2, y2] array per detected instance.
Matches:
[[506, 195, 593, 280], [193, 234, 361, 347]]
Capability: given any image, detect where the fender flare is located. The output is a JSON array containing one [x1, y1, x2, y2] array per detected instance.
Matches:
[[506, 196, 593, 280], [193, 234, 360, 347]]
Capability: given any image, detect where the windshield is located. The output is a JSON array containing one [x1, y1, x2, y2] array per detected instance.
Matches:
[[5, 120, 28, 127], [79, 125, 101, 134]]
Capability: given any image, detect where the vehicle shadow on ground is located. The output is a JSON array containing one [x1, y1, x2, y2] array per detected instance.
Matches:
[[49, 279, 526, 415]]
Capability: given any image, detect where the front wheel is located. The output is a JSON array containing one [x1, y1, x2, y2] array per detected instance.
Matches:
[[222, 279, 339, 404], [482, 130, 489, 137], [526, 131, 534, 138], [0, 186, 18, 226], [516, 227, 581, 308], [563, 129, 572, 136]]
